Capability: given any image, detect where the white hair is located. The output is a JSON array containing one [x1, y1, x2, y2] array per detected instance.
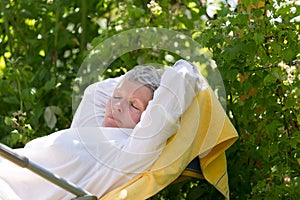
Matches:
[[120, 65, 163, 92]]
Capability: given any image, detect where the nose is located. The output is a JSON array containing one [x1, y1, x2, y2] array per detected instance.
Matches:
[[112, 99, 123, 113]]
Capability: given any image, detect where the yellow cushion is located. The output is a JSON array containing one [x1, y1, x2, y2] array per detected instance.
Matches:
[[101, 88, 238, 200]]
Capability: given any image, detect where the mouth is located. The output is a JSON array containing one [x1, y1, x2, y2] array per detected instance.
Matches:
[[108, 115, 121, 124], [107, 115, 114, 120], [103, 115, 119, 128]]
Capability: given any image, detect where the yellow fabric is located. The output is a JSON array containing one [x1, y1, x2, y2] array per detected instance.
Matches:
[[100, 88, 238, 200], [179, 170, 204, 180]]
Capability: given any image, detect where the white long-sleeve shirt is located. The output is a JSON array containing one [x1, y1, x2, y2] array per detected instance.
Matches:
[[0, 60, 208, 200]]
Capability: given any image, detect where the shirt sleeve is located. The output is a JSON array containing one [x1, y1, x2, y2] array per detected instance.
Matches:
[[71, 77, 122, 128], [115, 59, 208, 172]]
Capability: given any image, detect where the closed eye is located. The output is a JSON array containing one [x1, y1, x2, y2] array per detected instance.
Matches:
[[130, 102, 141, 111], [112, 96, 122, 100]]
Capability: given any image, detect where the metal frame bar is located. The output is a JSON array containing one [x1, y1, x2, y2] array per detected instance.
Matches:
[[0, 143, 97, 200]]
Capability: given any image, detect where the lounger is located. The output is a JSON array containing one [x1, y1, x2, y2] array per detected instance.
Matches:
[[101, 87, 238, 200]]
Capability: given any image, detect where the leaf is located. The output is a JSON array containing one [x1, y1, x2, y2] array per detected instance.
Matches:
[[270, 42, 282, 55], [290, 134, 300, 149], [252, 8, 263, 18], [263, 74, 277, 86], [44, 106, 57, 129], [269, 144, 279, 157], [4, 116, 16, 126], [43, 78, 56, 91], [9, 131, 22, 146], [21, 88, 36, 102], [31, 106, 44, 127], [38, 68, 49, 81], [3, 96, 19, 105], [254, 32, 264, 45], [284, 47, 296, 61], [49, 106, 62, 115]]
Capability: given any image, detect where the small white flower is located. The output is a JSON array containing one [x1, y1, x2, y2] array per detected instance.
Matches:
[[115, 25, 123, 31], [165, 54, 175, 63], [147, 0, 162, 15]]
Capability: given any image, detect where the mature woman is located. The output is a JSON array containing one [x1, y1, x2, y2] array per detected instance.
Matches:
[[0, 59, 206, 199]]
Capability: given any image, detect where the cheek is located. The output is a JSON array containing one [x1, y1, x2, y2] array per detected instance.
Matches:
[[129, 110, 142, 124], [105, 100, 112, 112], [104, 100, 114, 118]]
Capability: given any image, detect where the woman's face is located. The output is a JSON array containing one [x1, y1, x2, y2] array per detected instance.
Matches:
[[102, 79, 153, 128]]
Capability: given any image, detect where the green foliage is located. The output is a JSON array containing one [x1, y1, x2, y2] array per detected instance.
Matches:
[[153, 178, 224, 200], [0, 0, 299, 199], [193, 1, 300, 199], [0, 0, 99, 144]]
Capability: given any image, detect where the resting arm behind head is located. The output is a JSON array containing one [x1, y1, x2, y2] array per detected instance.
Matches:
[[114, 60, 207, 172]]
